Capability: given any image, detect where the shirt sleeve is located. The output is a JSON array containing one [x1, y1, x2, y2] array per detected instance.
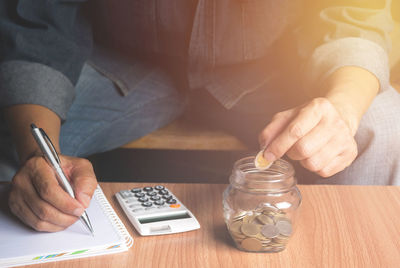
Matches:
[[296, 0, 394, 94], [0, 0, 92, 120]]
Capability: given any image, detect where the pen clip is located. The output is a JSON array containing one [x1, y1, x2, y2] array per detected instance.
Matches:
[[39, 128, 61, 165]]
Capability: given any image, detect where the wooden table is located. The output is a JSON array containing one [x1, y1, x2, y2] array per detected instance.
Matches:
[[22, 183, 400, 268]]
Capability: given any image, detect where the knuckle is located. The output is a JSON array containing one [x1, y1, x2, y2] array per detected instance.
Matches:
[[294, 141, 313, 158], [38, 181, 53, 200], [287, 123, 304, 140], [304, 158, 321, 172], [314, 97, 330, 108], [32, 220, 47, 232], [11, 174, 24, 189], [272, 111, 287, 120], [77, 158, 91, 168], [25, 156, 42, 170], [37, 206, 51, 221]]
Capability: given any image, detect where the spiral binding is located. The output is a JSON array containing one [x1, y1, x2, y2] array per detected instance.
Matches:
[[94, 185, 134, 248]]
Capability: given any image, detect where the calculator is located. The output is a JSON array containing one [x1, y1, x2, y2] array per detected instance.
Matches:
[[115, 185, 200, 236]]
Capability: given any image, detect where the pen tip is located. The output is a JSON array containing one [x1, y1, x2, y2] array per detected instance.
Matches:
[[31, 123, 37, 129]]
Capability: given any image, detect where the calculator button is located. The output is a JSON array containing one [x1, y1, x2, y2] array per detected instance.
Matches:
[[162, 194, 173, 200], [169, 204, 181, 208], [143, 187, 153, 192], [167, 199, 177, 204], [135, 192, 145, 198], [138, 197, 149, 202], [151, 195, 161, 201], [142, 202, 153, 207], [131, 188, 142, 193], [159, 189, 169, 195], [147, 191, 157, 196], [154, 200, 165, 206], [154, 185, 165, 190]]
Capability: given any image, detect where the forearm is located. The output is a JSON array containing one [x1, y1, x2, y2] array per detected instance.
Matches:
[[3, 104, 61, 163], [319, 66, 380, 135]]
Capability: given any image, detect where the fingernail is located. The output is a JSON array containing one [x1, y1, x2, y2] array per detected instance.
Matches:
[[80, 193, 91, 208], [263, 151, 276, 162], [73, 207, 84, 217]]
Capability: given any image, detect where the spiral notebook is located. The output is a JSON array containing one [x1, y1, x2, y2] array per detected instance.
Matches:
[[0, 184, 133, 268]]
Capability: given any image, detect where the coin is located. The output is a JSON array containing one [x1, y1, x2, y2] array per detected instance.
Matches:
[[232, 210, 247, 221], [275, 220, 292, 236], [241, 238, 263, 251], [241, 223, 260, 236], [256, 214, 274, 225], [261, 224, 279, 238], [229, 221, 243, 234], [273, 216, 290, 223], [243, 214, 257, 224], [254, 150, 273, 170]]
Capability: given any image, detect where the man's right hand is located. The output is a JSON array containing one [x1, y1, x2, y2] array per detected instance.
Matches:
[[8, 154, 97, 232]]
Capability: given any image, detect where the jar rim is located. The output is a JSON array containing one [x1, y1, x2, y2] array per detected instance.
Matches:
[[231, 157, 296, 192]]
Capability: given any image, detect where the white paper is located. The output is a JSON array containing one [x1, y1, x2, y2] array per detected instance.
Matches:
[[0, 184, 124, 263]]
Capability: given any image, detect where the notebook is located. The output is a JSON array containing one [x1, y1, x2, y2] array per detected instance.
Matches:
[[0, 184, 133, 268]]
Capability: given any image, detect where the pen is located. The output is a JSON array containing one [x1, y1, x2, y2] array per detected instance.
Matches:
[[30, 123, 94, 236]]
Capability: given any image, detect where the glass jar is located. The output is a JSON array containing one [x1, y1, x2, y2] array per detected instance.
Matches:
[[222, 156, 301, 252]]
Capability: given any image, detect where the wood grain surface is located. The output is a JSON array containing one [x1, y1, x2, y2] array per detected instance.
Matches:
[[20, 183, 400, 268]]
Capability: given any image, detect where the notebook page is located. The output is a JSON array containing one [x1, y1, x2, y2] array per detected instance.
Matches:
[[0, 184, 123, 261]]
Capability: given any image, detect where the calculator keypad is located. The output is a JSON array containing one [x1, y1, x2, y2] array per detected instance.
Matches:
[[120, 185, 180, 212]]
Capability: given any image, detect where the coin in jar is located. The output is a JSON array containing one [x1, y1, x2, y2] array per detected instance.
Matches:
[[261, 224, 279, 238], [241, 223, 260, 237], [229, 221, 243, 234], [275, 220, 293, 236], [241, 237, 263, 251], [256, 214, 274, 225]]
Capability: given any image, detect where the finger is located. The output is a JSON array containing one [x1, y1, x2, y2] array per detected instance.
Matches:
[[286, 117, 336, 160], [264, 100, 324, 162], [300, 135, 357, 176], [23, 181, 80, 227], [68, 158, 97, 208], [258, 109, 298, 148], [30, 163, 85, 217], [317, 142, 358, 178], [9, 192, 64, 232]]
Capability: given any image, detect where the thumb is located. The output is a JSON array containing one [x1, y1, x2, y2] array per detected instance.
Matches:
[[68, 158, 98, 208]]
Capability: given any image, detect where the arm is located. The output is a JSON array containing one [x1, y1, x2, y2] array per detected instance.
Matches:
[[259, 0, 393, 177], [1, 0, 97, 231]]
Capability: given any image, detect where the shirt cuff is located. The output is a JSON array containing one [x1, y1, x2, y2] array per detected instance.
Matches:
[[0, 61, 75, 120], [304, 37, 390, 94]]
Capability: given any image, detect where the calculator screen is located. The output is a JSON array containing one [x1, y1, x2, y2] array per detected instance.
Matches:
[[138, 212, 192, 224]]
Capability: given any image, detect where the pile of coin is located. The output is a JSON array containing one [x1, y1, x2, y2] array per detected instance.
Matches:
[[227, 206, 293, 252]]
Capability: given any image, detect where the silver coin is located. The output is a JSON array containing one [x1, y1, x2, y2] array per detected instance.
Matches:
[[261, 224, 279, 238], [275, 220, 293, 236]]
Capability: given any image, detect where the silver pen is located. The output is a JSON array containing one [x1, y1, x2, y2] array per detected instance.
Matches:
[[30, 123, 94, 235]]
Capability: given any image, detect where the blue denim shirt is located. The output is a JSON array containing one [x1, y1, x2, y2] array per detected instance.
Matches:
[[0, 0, 395, 120]]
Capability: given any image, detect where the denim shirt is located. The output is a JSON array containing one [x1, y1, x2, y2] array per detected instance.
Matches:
[[0, 0, 395, 120]]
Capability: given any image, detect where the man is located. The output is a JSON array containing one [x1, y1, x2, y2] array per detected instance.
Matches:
[[0, 0, 398, 232]]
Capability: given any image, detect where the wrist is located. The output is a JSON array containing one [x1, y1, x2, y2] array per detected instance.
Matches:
[[321, 66, 379, 135], [3, 104, 61, 164]]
